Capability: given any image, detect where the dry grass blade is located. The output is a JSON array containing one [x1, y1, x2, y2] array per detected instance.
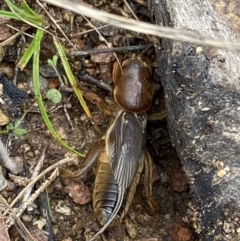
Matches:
[[0, 156, 74, 239], [9, 157, 74, 209], [22, 146, 47, 203], [42, 0, 240, 52], [4, 168, 59, 232], [14, 168, 59, 222], [36, 0, 75, 48], [53, 36, 102, 134], [0, 195, 35, 241]]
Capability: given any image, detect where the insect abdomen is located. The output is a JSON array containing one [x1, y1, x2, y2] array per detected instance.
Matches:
[[93, 161, 118, 226]]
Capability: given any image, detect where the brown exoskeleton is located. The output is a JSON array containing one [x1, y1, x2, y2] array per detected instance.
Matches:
[[64, 56, 157, 240]]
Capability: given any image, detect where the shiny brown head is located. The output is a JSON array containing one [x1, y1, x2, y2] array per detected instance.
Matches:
[[113, 58, 153, 113]]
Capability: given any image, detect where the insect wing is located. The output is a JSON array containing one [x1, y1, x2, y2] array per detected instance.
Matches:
[[105, 110, 147, 188]]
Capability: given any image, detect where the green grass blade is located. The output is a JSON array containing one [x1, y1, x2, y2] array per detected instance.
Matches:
[[17, 37, 35, 70], [53, 36, 101, 134], [5, 0, 43, 26], [20, 0, 43, 21], [0, 10, 21, 20], [32, 29, 84, 157]]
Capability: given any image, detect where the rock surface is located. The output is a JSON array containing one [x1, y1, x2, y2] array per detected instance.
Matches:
[[149, 0, 240, 240]]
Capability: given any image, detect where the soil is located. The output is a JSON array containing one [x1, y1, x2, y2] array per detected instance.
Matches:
[[0, 1, 194, 241]]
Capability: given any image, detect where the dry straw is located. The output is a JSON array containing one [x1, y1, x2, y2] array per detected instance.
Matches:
[[42, 0, 240, 52]]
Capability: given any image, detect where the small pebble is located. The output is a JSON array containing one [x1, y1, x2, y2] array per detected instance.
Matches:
[[0, 109, 9, 126], [217, 169, 226, 178], [22, 214, 32, 222], [55, 201, 71, 215]]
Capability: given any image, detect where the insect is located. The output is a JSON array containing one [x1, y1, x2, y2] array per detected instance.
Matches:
[[64, 56, 157, 240]]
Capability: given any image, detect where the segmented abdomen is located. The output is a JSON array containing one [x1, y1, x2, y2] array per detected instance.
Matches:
[[93, 161, 118, 226]]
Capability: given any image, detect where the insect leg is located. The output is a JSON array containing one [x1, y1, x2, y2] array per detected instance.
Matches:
[[59, 139, 105, 178], [84, 92, 115, 117], [143, 151, 159, 213], [62, 139, 105, 238], [64, 209, 102, 238]]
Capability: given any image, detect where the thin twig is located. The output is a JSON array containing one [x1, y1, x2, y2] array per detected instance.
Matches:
[[72, 44, 151, 56], [123, 0, 151, 42], [123, 0, 139, 20], [63, 103, 75, 131], [5, 25, 33, 38], [80, 73, 112, 92], [14, 168, 59, 221]]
